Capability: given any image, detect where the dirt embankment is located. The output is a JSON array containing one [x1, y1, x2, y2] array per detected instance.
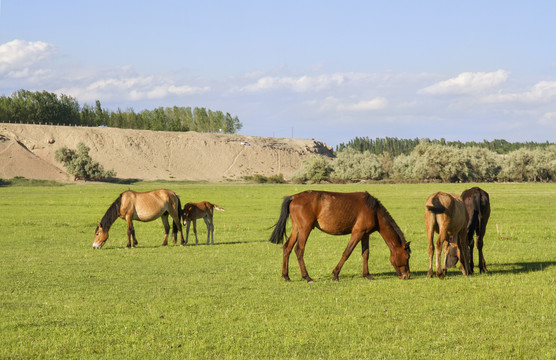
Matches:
[[0, 123, 333, 182]]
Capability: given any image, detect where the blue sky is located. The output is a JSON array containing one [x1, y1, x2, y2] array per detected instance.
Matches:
[[1, 1, 555, 147]]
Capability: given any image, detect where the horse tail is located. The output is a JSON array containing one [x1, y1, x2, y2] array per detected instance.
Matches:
[[213, 204, 225, 211], [173, 195, 182, 234], [426, 197, 446, 214], [268, 196, 293, 244]]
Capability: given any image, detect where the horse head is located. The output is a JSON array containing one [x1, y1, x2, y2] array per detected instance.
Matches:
[[93, 223, 109, 249], [182, 203, 195, 225], [391, 242, 411, 279]]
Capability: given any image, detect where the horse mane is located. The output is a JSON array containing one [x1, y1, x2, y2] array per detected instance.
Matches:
[[98, 194, 122, 231], [364, 192, 409, 248]]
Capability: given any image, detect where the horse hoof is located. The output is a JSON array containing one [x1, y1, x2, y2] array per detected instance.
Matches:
[[364, 275, 375, 280]]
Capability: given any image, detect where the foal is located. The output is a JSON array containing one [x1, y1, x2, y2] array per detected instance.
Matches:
[[182, 202, 225, 245]]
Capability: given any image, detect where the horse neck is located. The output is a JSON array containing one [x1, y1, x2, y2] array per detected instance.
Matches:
[[376, 206, 406, 251], [100, 196, 121, 231]]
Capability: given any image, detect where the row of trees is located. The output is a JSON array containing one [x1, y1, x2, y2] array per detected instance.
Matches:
[[336, 136, 554, 155], [294, 143, 556, 183], [0, 90, 242, 133]]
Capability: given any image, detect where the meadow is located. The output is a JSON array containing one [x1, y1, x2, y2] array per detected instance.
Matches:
[[1, 182, 554, 359]]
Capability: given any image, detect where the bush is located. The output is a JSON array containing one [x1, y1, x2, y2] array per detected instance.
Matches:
[[55, 143, 116, 181], [332, 149, 384, 181], [500, 146, 556, 182], [292, 155, 333, 183], [243, 174, 286, 184]]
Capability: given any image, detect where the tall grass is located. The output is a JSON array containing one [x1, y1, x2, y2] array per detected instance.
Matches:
[[1, 183, 554, 359]]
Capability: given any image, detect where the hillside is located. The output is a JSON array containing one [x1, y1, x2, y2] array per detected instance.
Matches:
[[0, 124, 333, 182]]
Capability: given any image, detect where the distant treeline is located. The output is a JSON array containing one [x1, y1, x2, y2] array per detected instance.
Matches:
[[336, 136, 554, 155], [0, 89, 242, 133], [294, 142, 556, 183]]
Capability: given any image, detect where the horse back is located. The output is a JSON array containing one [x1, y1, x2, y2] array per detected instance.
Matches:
[[425, 192, 467, 234], [290, 191, 376, 235], [123, 189, 176, 222]]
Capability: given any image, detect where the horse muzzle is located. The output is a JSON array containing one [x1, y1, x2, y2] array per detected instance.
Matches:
[[92, 243, 103, 249]]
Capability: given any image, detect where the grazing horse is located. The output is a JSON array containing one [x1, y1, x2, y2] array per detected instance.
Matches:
[[268, 190, 411, 282], [93, 189, 185, 249], [182, 201, 225, 245], [425, 192, 471, 278], [446, 187, 491, 273]]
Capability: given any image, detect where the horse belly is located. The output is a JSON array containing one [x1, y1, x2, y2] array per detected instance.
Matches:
[[134, 207, 167, 222], [316, 218, 355, 236]]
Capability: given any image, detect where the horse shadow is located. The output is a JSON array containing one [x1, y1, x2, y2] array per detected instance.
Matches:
[[488, 261, 556, 275], [338, 261, 556, 280]]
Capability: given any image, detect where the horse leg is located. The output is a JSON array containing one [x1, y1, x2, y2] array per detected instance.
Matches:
[[442, 240, 450, 275], [332, 231, 364, 281], [192, 219, 199, 245], [281, 228, 298, 282], [426, 214, 436, 278], [126, 217, 134, 248], [209, 216, 215, 244], [477, 227, 487, 273], [294, 228, 314, 283], [161, 214, 170, 246], [467, 231, 476, 275], [203, 217, 211, 245], [185, 220, 191, 245], [168, 204, 183, 246], [457, 230, 470, 275], [360, 234, 374, 280], [435, 228, 448, 279]]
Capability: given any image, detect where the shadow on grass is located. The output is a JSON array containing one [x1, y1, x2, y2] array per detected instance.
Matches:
[[95, 240, 253, 250], [488, 261, 556, 274]]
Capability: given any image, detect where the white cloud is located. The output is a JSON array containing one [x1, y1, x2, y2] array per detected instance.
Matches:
[[319, 96, 388, 112], [0, 39, 57, 75], [239, 73, 347, 92], [57, 74, 210, 103], [419, 70, 509, 95], [483, 80, 556, 103], [337, 97, 389, 111], [539, 112, 556, 127]]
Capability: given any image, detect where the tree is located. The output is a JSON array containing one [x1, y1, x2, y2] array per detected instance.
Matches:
[[55, 143, 116, 181]]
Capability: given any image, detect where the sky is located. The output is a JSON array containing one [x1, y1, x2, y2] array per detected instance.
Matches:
[[1, 1, 556, 147]]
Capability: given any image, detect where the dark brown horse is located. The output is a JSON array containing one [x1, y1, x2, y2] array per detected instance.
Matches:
[[268, 190, 411, 282], [182, 201, 225, 245], [93, 189, 185, 249], [446, 187, 491, 273], [425, 192, 471, 278]]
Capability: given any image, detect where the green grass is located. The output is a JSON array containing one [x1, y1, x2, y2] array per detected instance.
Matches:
[[1, 182, 555, 359]]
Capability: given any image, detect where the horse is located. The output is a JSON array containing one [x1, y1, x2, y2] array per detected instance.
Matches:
[[93, 189, 185, 249], [268, 190, 411, 282], [425, 192, 471, 278], [446, 187, 491, 273], [182, 201, 225, 245]]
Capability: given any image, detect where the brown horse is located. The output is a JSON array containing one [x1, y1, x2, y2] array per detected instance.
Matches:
[[93, 189, 185, 249], [268, 190, 411, 282], [446, 187, 491, 273], [425, 192, 471, 278], [182, 201, 225, 245]]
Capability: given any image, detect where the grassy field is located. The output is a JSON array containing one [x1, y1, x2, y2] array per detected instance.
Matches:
[[1, 182, 554, 359]]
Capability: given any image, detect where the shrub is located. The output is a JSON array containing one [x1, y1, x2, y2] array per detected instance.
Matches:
[[332, 149, 385, 181], [292, 155, 332, 183], [55, 142, 116, 181]]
